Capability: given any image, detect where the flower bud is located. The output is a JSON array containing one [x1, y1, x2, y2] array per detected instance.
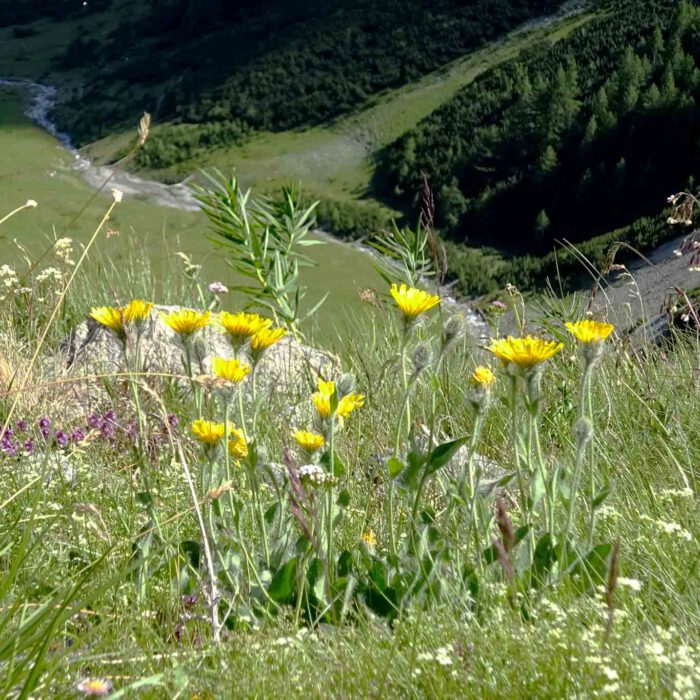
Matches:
[[574, 417, 593, 449], [442, 314, 464, 347], [336, 372, 356, 397], [411, 343, 432, 374]]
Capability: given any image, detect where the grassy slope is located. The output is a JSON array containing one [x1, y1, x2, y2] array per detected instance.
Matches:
[[0, 87, 383, 334], [0, 249, 698, 695]]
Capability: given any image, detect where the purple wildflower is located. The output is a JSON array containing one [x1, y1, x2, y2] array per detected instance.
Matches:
[[124, 420, 138, 442], [87, 413, 101, 429], [24, 439, 34, 455], [38, 416, 51, 439], [15, 419, 26, 432], [54, 430, 69, 447], [208, 281, 228, 294], [2, 441, 18, 457], [167, 414, 179, 429], [71, 428, 86, 443]]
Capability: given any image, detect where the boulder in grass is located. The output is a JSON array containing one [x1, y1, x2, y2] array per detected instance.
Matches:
[[58, 305, 339, 410]]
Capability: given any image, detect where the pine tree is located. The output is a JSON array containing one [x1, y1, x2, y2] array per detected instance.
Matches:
[[534, 209, 551, 244]]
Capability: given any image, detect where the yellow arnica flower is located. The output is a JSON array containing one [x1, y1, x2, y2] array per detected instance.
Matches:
[[489, 336, 563, 370], [294, 429, 325, 452], [361, 529, 377, 550], [211, 357, 251, 384], [191, 419, 228, 445], [338, 393, 365, 418], [228, 428, 248, 460], [161, 309, 211, 336], [470, 365, 496, 388], [565, 320, 615, 344], [390, 283, 440, 321], [90, 306, 125, 334], [122, 299, 153, 324], [250, 327, 286, 352], [312, 379, 365, 419], [219, 311, 272, 345]]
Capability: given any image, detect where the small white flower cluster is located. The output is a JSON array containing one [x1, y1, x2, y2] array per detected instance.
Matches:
[[0, 264, 19, 300], [54, 237, 75, 266], [616, 577, 642, 593], [416, 645, 453, 667], [658, 486, 694, 502], [298, 464, 335, 489], [638, 514, 692, 541], [35, 266, 64, 284]]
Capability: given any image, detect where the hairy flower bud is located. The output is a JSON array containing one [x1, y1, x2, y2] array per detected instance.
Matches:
[[411, 343, 432, 374], [574, 417, 593, 449], [336, 372, 356, 397]]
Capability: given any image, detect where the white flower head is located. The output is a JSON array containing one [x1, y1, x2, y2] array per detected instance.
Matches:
[[111, 188, 123, 203], [25, 199, 38, 208]]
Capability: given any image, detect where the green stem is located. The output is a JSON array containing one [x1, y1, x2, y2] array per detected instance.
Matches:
[[326, 416, 336, 586], [509, 375, 527, 511], [462, 412, 485, 567]]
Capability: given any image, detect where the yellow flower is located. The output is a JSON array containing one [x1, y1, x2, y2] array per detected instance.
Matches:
[[228, 428, 248, 460], [122, 299, 153, 324], [294, 430, 325, 452], [162, 309, 211, 336], [249, 327, 286, 362], [191, 419, 227, 445], [488, 336, 563, 370], [250, 327, 286, 351], [311, 379, 365, 419], [219, 311, 272, 346], [90, 306, 125, 334], [211, 357, 251, 384], [337, 392, 365, 418], [361, 530, 377, 550], [565, 320, 615, 344], [312, 379, 335, 419], [470, 365, 496, 388], [390, 283, 440, 321]]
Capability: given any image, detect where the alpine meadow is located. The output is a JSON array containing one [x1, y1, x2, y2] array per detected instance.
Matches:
[[0, 0, 699, 698]]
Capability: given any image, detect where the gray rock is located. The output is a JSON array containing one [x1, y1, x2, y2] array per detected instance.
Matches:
[[57, 306, 339, 413]]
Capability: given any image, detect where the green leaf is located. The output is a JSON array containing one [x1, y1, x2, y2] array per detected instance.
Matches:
[[268, 558, 298, 604], [570, 543, 612, 591], [387, 457, 405, 478], [591, 485, 612, 510], [529, 468, 546, 507], [337, 489, 351, 508], [321, 450, 346, 477], [531, 533, 555, 587], [426, 437, 469, 475]]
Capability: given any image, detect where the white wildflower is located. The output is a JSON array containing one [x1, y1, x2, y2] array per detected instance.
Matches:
[[25, 199, 38, 208], [617, 577, 642, 592], [602, 667, 619, 681], [111, 188, 123, 203], [54, 237, 75, 266]]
